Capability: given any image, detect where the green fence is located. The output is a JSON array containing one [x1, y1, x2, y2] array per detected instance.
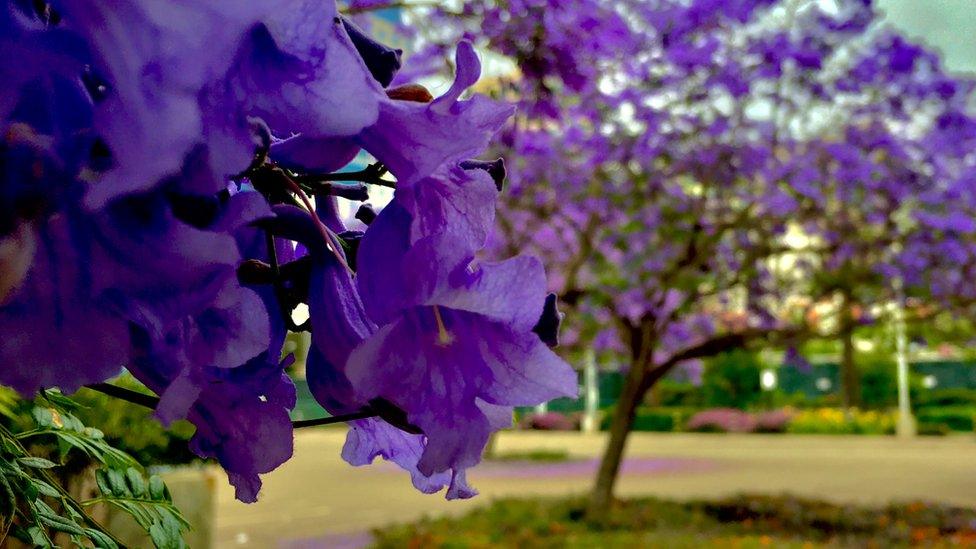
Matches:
[[291, 360, 976, 419], [779, 360, 976, 397]]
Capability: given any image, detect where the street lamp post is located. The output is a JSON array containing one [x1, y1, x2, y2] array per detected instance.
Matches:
[[893, 276, 915, 437], [582, 348, 599, 433]]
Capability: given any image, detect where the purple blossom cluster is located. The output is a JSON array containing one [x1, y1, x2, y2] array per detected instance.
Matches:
[[0, 1, 575, 502], [417, 0, 976, 369]]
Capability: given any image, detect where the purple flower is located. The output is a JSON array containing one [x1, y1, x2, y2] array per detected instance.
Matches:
[[0, 210, 130, 395], [203, 0, 384, 177], [275, 188, 575, 499], [121, 189, 292, 501], [133, 339, 296, 503], [344, 212, 577, 497], [1, 0, 575, 508], [342, 418, 452, 495], [357, 41, 515, 187], [1, 4, 88, 123], [783, 346, 812, 373], [52, 0, 284, 207]]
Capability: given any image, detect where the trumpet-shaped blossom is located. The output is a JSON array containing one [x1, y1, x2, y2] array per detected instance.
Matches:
[[348, 213, 577, 497], [285, 195, 576, 498]]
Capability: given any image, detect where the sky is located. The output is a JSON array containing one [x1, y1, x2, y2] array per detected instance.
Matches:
[[878, 0, 976, 75]]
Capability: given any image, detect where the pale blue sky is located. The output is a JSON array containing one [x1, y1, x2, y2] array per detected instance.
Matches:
[[878, 0, 976, 74]]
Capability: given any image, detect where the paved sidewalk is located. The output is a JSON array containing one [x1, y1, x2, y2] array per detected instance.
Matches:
[[215, 430, 976, 548]]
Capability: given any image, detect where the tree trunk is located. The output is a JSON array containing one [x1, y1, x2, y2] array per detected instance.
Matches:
[[839, 295, 860, 411], [587, 361, 649, 516]]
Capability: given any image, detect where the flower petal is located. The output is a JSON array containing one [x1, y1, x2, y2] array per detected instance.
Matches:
[[342, 418, 451, 494], [357, 43, 515, 186]]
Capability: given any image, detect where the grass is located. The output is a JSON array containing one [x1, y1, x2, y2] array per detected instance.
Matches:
[[486, 449, 572, 462], [371, 495, 976, 548]]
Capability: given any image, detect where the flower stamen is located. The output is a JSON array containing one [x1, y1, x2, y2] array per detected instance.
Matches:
[[432, 306, 454, 346]]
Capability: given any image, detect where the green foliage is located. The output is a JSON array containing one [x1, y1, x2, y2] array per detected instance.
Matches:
[[71, 378, 196, 466], [915, 388, 976, 409], [858, 354, 897, 409], [90, 468, 188, 549], [3, 376, 195, 466], [632, 410, 675, 432], [701, 350, 763, 410], [653, 380, 704, 407], [372, 495, 976, 548], [786, 408, 896, 435], [769, 390, 837, 409], [599, 407, 696, 432], [488, 450, 571, 463], [0, 389, 189, 548], [915, 406, 975, 432], [0, 387, 17, 420], [916, 422, 951, 436]]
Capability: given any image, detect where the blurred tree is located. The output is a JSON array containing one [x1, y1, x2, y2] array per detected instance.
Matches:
[[375, 0, 976, 514]]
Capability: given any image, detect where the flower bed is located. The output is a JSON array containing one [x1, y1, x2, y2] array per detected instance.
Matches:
[[685, 408, 756, 433], [531, 405, 967, 435], [373, 495, 976, 548], [787, 408, 896, 435]]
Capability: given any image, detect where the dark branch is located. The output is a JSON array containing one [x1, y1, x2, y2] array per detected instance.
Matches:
[[292, 408, 378, 428], [265, 230, 309, 333], [296, 163, 396, 189], [86, 383, 160, 409], [85, 383, 376, 428], [644, 324, 809, 387]]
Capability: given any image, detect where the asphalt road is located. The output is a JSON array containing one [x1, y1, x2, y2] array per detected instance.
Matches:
[[214, 430, 976, 548]]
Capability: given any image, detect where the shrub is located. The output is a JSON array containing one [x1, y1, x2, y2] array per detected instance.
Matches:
[[915, 406, 975, 432], [633, 410, 674, 432], [859, 355, 897, 409], [520, 412, 577, 431], [787, 408, 896, 435], [770, 390, 836, 409], [685, 408, 756, 433], [754, 409, 794, 433], [917, 422, 951, 436], [600, 407, 697, 432], [850, 409, 897, 434], [787, 408, 849, 434], [654, 381, 704, 407], [915, 388, 976, 409]]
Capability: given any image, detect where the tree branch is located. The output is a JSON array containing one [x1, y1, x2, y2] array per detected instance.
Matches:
[[84, 383, 377, 429], [86, 383, 160, 409], [292, 409, 378, 428], [646, 324, 809, 382]]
